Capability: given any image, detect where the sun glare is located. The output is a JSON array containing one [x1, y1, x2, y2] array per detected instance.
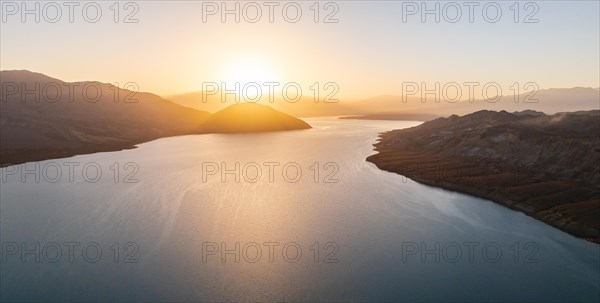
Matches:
[[219, 57, 280, 99]]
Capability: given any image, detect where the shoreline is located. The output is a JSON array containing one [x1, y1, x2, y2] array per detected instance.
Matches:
[[367, 132, 600, 244], [339, 113, 438, 121], [0, 127, 313, 167], [0, 144, 140, 168]]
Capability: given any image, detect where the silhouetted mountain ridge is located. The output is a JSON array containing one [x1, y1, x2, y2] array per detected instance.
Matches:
[[168, 86, 599, 117], [205, 103, 311, 133], [0, 71, 311, 165]]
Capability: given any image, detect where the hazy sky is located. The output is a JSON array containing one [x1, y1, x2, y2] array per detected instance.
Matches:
[[1, 1, 598, 99]]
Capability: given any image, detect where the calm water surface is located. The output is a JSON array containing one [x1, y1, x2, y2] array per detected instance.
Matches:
[[1, 118, 598, 302]]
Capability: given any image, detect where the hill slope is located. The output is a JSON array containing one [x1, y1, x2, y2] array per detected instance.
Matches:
[[204, 103, 311, 133], [349, 88, 600, 116], [367, 110, 600, 242], [166, 91, 358, 117], [0, 70, 212, 165], [0, 71, 312, 165]]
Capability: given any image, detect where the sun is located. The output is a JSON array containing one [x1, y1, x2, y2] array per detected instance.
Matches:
[[218, 57, 280, 100], [220, 57, 279, 85]]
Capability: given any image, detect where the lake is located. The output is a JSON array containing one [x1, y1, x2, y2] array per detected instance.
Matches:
[[1, 118, 598, 302]]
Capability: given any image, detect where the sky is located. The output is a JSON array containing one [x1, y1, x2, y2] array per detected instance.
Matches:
[[1, 0, 599, 100]]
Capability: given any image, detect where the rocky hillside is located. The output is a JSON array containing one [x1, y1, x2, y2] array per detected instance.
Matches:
[[368, 110, 600, 243]]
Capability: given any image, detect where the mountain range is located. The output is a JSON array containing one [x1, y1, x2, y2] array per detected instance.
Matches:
[[166, 87, 600, 117], [2, 70, 598, 166], [0, 70, 309, 165]]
